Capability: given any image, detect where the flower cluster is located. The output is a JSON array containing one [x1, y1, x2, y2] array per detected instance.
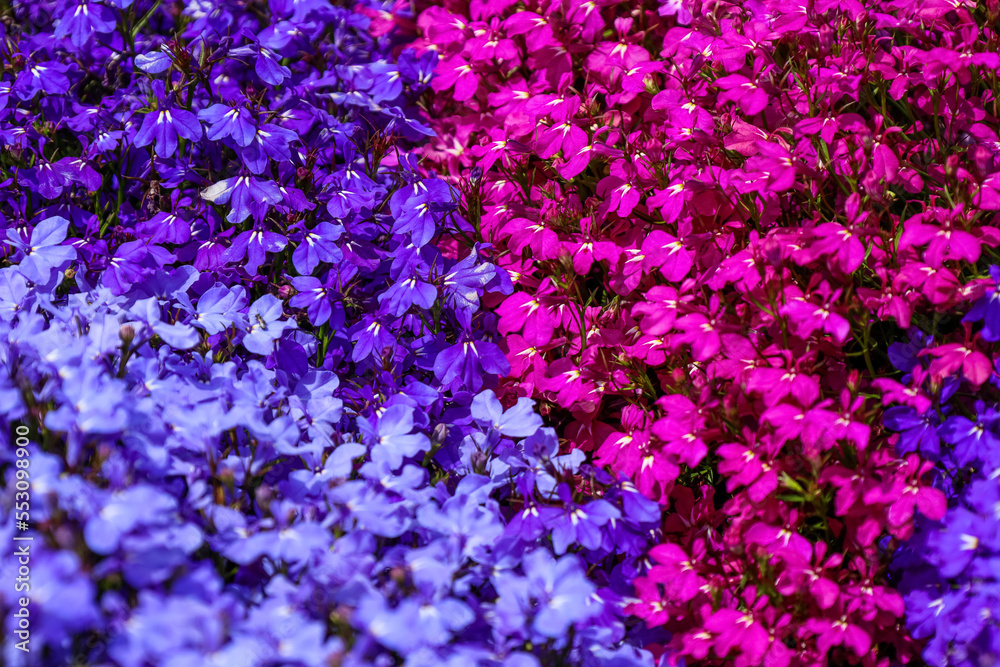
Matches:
[[414, 0, 1000, 664], [0, 1, 660, 666], [885, 280, 1000, 667]]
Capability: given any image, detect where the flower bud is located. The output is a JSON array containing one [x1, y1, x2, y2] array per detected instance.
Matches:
[[119, 324, 136, 345], [469, 166, 483, 185], [470, 450, 489, 473], [255, 483, 274, 512], [54, 525, 76, 550], [970, 145, 996, 177], [819, 23, 835, 51], [945, 153, 960, 177], [278, 284, 297, 299], [846, 369, 861, 394], [431, 422, 448, 447]]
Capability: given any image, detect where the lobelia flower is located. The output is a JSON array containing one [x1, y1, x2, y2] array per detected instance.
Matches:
[[289, 272, 341, 327], [377, 274, 438, 317], [223, 223, 287, 275], [54, 2, 117, 47], [201, 175, 283, 224], [242, 294, 295, 355], [132, 82, 203, 158], [238, 123, 298, 174], [4, 216, 77, 284], [434, 337, 510, 393], [197, 102, 258, 146]]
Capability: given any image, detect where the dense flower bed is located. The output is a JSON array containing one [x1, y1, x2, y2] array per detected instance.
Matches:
[[5, 0, 1000, 665], [0, 1, 661, 666], [413, 0, 1000, 665]]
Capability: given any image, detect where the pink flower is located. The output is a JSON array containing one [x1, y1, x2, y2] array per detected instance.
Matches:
[[536, 120, 590, 160], [803, 612, 872, 657], [746, 141, 798, 192], [705, 606, 770, 665], [504, 334, 550, 383], [780, 284, 851, 343], [542, 357, 595, 409], [597, 168, 643, 217], [503, 11, 554, 52], [647, 180, 691, 224], [715, 73, 771, 116], [807, 192, 870, 274], [497, 290, 559, 345], [899, 206, 981, 266], [641, 230, 692, 282], [463, 18, 518, 63], [717, 432, 779, 503], [894, 262, 961, 306], [871, 373, 933, 413], [775, 542, 843, 610], [922, 341, 993, 386], [632, 286, 685, 335], [674, 295, 729, 361], [646, 542, 705, 603], [862, 455, 945, 534], [746, 364, 821, 408], [471, 128, 531, 172], [762, 400, 837, 457], [745, 519, 813, 564], [433, 55, 479, 100], [565, 237, 621, 274]]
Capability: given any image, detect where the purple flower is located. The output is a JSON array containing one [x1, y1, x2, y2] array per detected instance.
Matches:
[[377, 274, 438, 317], [134, 48, 174, 74], [228, 40, 292, 86], [350, 316, 398, 363], [242, 294, 294, 355], [132, 104, 203, 158], [389, 179, 457, 247], [938, 404, 1000, 466], [238, 123, 297, 173], [964, 266, 1000, 342], [546, 484, 622, 554], [197, 103, 257, 146], [290, 273, 341, 326], [13, 59, 71, 100], [223, 224, 287, 275], [182, 283, 248, 334], [471, 391, 542, 438], [103, 241, 151, 295], [930, 508, 995, 578], [360, 404, 430, 470], [55, 2, 117, 47], [434, 338, 510, 392], [496, 550, 600, 640], [884, 406, 941, 460], [292, 222, 343, 274], [4, 216, 77, 283], [201, 176, 283, 224]]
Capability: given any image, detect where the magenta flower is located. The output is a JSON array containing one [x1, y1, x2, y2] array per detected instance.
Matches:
[[923, 341, 992, 386], [803, 612, 871, 658], [641, 230, 692, 282], [780, 285, 851, 343], [597, 173, 642, 217], [433, 56, 478, 101], [715, 73, 770, 116], [746, 141, 798, 192]]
